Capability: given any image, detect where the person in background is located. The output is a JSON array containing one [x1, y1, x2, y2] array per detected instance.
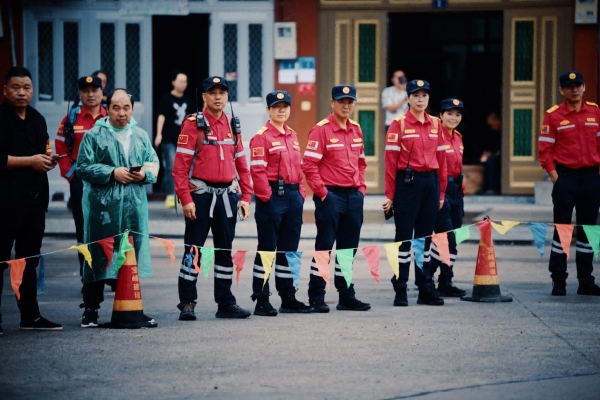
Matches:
[[381, 70, 409, 132], [479, 111, 501, 194]]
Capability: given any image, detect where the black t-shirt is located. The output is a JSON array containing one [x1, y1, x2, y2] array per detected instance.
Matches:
[[0, 100, 50, 209], [158, 92, 191, 145]]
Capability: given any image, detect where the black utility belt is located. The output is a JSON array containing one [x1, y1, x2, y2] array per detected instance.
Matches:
[[448, 174, 463, 184], [397, 169, 437, 177], [555, 164, 599, 174], [325, 186, 358, 193], [191, 177, 233, 189], [269, 181, 299, 190]]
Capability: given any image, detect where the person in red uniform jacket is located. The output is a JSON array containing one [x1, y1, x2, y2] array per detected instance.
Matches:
[[302, 84, 371, 313], [173, 76, 253, 320], [382, 79, 447, 306], [249, 90, 313, 316], [537, 70, 600, 297], [429, 98, 467, 297], [55, 75, 107, 286]]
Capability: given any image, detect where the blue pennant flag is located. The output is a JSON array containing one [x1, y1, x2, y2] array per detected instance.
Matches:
[[412, 238, 425, 270], [184, 253, 194, 274], [285, 251, 302, 288], [37, 255, 45, 295], [528, 222, 547, 257]]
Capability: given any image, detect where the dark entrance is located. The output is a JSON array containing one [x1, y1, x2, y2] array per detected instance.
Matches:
[[387, 11, 503, 166], [152, 14, 209, 193]]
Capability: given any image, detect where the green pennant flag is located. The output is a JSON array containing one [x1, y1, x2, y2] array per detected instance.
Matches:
[[454, 226, 471, 244], [336, 248, 355, 288], [200, 247, 217, 280], [115, 232, 134, 272], [582, 225, 600, 261]]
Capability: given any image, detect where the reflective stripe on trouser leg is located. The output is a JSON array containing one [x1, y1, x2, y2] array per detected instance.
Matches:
[[211, 192, 238, 306]]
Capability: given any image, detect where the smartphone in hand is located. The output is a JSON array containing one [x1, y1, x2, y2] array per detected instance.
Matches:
[[52, 154, 68, 161], [238, 207, 246, 221], [384, 209, 394, 220], [129, 165, 142, 173]]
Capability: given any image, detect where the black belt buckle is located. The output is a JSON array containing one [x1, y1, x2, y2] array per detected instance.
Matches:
[[404, 168, 414, 184], [277, 179, 285, 196]]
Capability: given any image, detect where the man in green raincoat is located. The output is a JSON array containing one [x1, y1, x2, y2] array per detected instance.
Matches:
[[76, 88, 159, 328]]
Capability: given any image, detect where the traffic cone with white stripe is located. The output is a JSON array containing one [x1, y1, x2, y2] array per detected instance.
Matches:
[[461, 218, 512, 303]]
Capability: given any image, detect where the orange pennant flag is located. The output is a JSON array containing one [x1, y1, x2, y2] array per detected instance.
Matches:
[[232, 250, 248, 286], [8, 259, 27, 300], [312, 250, 330, 288], [431, 233, 451, 266], [555, 224, 574, 259], [191, 245, 200, 273], [362, 246, 380, 283], [155, 237, 176, 266]]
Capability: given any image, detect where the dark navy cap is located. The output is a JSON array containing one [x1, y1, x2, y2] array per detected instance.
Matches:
[[406, 79, 430, 94], [202, 76, 229, 92], [78, 75, 102, 90], [440, 98, 464, 112], [266, 90, 291, 107], [559, 70, 584, 87], [331, 84, 357, 100]]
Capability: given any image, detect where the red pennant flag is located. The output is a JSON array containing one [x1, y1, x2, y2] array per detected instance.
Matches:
[[8, 259, 27, 300], [155, 237, 176, 266], [191, 245, 200, 273], [312, 251, 330, 288], [97, 237, 115, 270], [362, 246, 380, 283], [232, 250, 248, 286], [432, 232, 451, 266], [555, 224, 574, 259]]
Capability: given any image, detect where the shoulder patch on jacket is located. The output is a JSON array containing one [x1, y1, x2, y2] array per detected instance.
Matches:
[[394, 115, 406, 122], [349, 118, 360, 126], [255, 126, 268, 136], [546, 105, 559, 113], [454, 130, 462, 137], [586, 101, 598, 108], [187, 115, 197, 121], [316, 119, 330, 126]]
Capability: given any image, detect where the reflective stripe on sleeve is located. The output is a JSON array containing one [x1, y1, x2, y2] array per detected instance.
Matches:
[[538, 137, 555, 143], [385, 145, 401, 151], [304, 151, 323, 159], [250, 160, 268, 167], [177, 147, 195, 155]]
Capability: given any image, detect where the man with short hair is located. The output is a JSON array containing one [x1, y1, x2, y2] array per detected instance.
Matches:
[[0, 66, 63, 334], [381, 70, 408, 132], [77, 88, 159, 327], [538, 70, 600, 297], [55, 75, 107, 285], [173, 76, 253, 320]]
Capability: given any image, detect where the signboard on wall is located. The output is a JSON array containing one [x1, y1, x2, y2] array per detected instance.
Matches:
[[575, 0, 598, 24], [274, 22, 297, 59]]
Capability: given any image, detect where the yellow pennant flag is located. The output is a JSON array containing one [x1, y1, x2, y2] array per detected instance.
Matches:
[[258, 251, 276, 287], [69, 244, 93, 267], [491, 220, 520, 235], [384, 242, 402, 279]]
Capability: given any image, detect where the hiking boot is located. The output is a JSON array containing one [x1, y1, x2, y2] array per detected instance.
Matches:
[[309, 300, 330, 313], [254, 298, 278, 317], [336, 297, 371, 311], [437, 282, 467, 297], [279, 293, 313, 313], [551, 281, 567, 296], [81, 308, 99, 328], [577, 283, 600, 296], [20, 316, 63, 331], [417, 287, 444, 306], [178, 302, 197, 321], [394, 288, 408, 307], [216, 304, 251, 319]]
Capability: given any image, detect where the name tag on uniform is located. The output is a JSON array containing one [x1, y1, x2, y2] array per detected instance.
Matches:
[[330, 138, 339, 143], [404, 129, 416, 134], [293, 141, 300, 145], [272, 141, 281, 146], [559, 120, 570, 126], [431, 129, 438, 134], [588, 118, 596, 122], [74, 125, 84, 130], [178, 135, 188, 145], [353, 138, 363, 143]]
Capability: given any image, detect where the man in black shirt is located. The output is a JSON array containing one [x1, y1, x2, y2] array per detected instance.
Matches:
[[0, 66, 63, 334], [154, 70, 191, 207]]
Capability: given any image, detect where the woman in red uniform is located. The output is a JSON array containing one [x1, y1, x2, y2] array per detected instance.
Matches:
[[382, 79, 447, 307]]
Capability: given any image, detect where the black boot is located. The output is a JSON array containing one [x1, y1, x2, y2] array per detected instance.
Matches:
[[336, 297, 371, 311], [253, 297, 277, 317], [279, 293, 313, 313], [577, 283, 600, 296], [309, 299, 330, 313], [417, 286, 444, 306], [551, 281, 567, 296], [394, 287, 408, 307], [437, 282, 467, 297]]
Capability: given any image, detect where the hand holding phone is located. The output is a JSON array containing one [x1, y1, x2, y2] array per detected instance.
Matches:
[[129, 165, 142, 173], [52, 154, 68, 161]]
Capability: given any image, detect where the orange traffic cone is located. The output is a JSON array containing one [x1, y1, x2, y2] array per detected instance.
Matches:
[[461, 218, 512, 303], [109, 236, 157, 328]]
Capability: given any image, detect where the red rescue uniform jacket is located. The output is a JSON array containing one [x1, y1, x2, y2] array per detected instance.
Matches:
[[538, 101, 600, 173], [384, 111, 447, 201], [172, 111, 252, 206], [302, 114, 367, 199], [441, 124, 464, 179], [249, 120, 306, 202], [55, 105, 107, 181]]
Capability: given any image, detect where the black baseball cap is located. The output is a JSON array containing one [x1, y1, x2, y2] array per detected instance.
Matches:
[[406, 79, 430, 94], [78, 75, 102, 90], [440, 98, 464, 112], [332, 85, 357, 100], [559, 70, 584, 88], [202, 76, 229, 92], [266, 90, 291, 107]]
